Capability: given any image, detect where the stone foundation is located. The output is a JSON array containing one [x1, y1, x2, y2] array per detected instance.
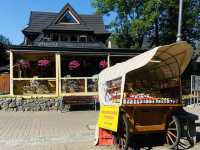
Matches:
[[0, 97, 63, 111]]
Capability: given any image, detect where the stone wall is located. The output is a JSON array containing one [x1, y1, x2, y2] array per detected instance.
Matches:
[[0, 97, 63, 111]]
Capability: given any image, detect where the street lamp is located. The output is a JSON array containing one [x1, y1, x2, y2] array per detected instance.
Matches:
[[176, 0, 183, 42]]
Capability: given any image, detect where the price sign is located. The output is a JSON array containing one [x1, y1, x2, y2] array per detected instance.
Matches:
[[98, 105, 120, 132]]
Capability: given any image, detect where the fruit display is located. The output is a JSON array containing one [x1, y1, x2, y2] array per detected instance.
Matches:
[[122, 93, 179, 104], [105, 78, 180, 105]]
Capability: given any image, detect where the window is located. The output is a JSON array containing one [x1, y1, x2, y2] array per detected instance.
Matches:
[[70, 35, 77, 42], [88, 36, 94, 42], [79, 35, 87, 42], [52, 33, 58, 41], [60, 34, 69, 41], [59, 11, 78, 24]]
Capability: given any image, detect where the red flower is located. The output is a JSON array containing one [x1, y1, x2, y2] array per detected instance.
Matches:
[[38, 59, 50, 67], [99, 60, 107, 68], [68, 60, 80, 70], [16, 60, 30, 70]]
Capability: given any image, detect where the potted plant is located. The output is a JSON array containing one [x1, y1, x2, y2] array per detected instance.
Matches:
[[37, 59, 50, 77], [15, 60, 30, 77], [99, 60, 107, 69]]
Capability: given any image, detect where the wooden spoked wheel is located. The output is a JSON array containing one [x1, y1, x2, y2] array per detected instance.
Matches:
[[115, 114, 131, 150], [166, 115, 181, 149]]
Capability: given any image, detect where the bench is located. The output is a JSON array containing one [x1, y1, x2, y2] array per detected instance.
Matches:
[[62, 96, 98, 110]]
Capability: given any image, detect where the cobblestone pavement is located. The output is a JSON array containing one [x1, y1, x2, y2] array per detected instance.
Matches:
[[0, 108, 200, 150], [0, 111, 106, 150]]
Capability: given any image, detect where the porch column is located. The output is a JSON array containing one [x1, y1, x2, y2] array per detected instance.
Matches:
[[107, 53, 110, 67], [55, 53, 61, 96], [10, 51, 14, 96]]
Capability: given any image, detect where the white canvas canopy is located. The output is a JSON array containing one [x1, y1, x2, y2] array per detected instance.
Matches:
[[98, 41, 193, 105]]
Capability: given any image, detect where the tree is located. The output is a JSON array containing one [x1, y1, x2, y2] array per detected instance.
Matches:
[[92, 0, 200, 48], [92, 0, 144, 48], [0, 35, 10, 45], [0, 34, 10, 66], [152, 0, 200, 47]]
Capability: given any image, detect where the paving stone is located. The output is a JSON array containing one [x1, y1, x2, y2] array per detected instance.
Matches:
[[0, 108, 199, 150]]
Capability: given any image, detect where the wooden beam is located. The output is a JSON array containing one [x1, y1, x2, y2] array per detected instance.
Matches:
[[55, 53, 61, 96], [107, 53, 110, 67], [85, 77, 87, 93], [58, 53, 61, 96], [10, 51, 14, 96], [55, 53, 58, 96]]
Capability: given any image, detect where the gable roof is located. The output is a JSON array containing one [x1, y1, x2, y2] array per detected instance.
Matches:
[[23, 3, 109, 34], [53, 3, 80, 24]]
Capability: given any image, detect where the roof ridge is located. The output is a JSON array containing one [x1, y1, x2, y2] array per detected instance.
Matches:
[[31, 11, 102, 17], [31, 11, 58, 14]]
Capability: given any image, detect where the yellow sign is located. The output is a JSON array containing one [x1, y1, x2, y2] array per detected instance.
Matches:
[[98, 105, 120, 132]]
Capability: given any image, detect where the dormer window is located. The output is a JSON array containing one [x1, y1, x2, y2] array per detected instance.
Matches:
[[79, 35, 87, 42], [59, 10, 79, 24]]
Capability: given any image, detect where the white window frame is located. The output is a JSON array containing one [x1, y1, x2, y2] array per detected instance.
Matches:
[[58, 10, 80, 24]]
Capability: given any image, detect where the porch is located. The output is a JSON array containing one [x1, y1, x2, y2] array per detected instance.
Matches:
[[8, 47, 135, 97]]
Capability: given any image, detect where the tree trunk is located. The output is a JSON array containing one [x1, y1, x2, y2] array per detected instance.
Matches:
[[155, 19, 159, 46]]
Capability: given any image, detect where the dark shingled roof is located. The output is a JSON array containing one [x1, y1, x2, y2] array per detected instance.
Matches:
[[23, 11, 108, 34], [23, 12, 57, 33]]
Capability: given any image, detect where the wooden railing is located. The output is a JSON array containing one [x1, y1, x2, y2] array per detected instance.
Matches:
[[13, 78, 57, 96], [12, 77, 98, 96], [60, 77, 98, 96]]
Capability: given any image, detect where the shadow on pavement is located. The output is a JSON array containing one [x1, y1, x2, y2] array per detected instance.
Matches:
[[196, 132, 200, 143], [124, 133, 165, 150]]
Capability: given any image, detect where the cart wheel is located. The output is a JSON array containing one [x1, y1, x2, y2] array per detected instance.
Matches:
[[166, 115, 181, 149], [115, 114, 131, 150]]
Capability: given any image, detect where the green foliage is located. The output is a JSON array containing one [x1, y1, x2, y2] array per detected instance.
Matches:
[[92, 0, 200, 48], [0, 34, 10, 45], [0, 34, 10, 66], [92, 0, 143, 48]]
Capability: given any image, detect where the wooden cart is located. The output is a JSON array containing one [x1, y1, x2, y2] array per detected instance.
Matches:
[[97, 42, 198, 149]]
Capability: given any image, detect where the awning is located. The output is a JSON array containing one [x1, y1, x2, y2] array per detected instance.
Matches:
[[99, 41, 192, 82]]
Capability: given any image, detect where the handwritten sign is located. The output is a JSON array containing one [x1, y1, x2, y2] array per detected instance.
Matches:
[[98, 105, 119, 132]]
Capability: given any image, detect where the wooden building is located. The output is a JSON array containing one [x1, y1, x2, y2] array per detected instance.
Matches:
[[6, 3, 145, 98]]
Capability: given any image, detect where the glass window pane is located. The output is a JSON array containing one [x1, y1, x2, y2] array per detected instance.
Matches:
[[52, 33, 58, 41], [70, 36, 77, 42], [110, 56, 132, 66], [60, 34, 69, 41], [13, 53, 56, 78], [61, 55, 107, 77], [60, 11, 77, 23]]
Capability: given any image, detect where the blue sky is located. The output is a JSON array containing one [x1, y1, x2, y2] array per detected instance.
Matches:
[[0, 0, 113, 44]]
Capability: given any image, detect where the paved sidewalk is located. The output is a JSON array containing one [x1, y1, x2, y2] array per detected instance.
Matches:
[[0, 109, 200, 150], [0, 111, 114, 150]]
